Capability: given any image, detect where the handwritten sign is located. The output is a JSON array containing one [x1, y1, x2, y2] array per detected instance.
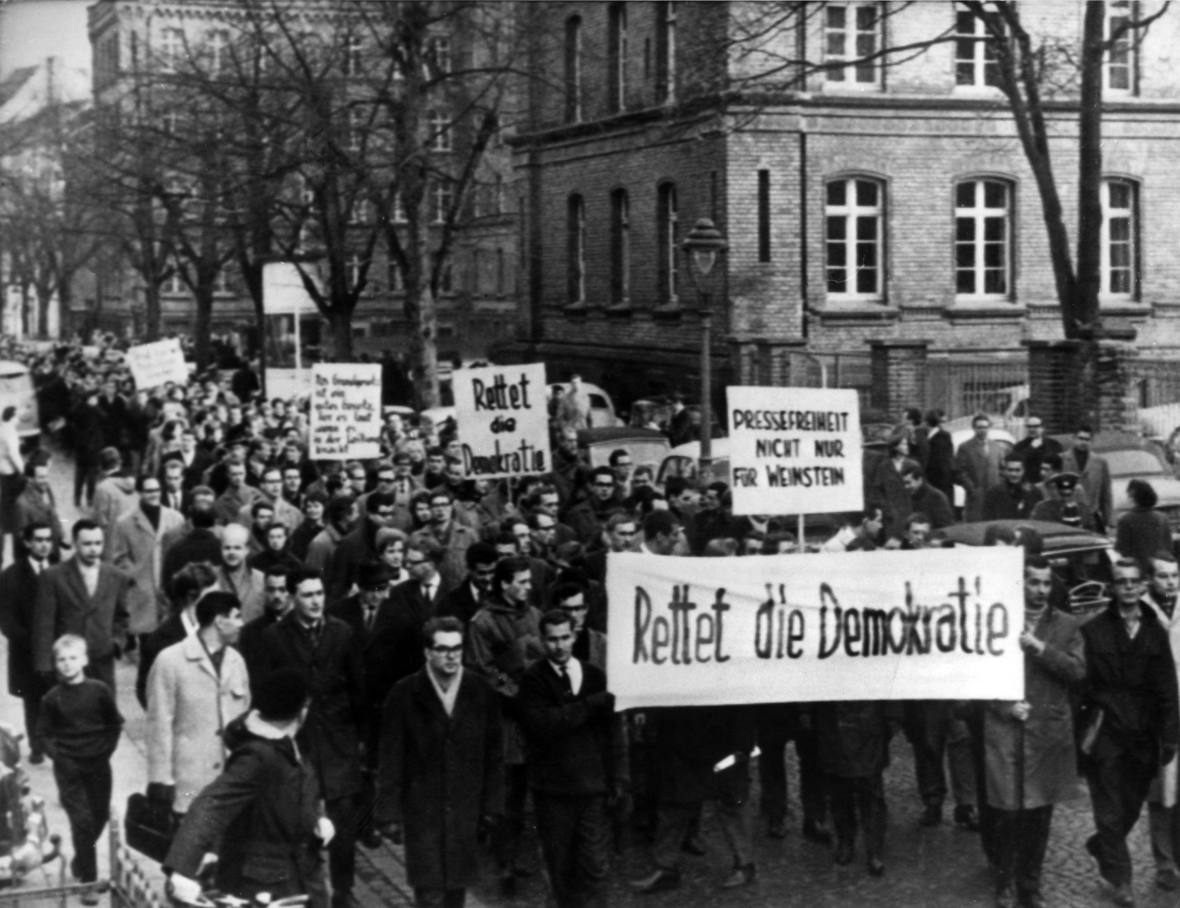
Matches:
[[606, 548, 1024, 710], [309, 363, 382, 459], [727, 386, 863, 516], [126, 339, 189, 390], [453, 362, 550, 479]]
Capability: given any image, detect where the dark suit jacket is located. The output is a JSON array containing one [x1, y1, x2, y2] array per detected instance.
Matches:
[[32, 558, 132, 674], [161, 527, 224, 585], [365, 578, 449, 716], [255, 614, 365, 799], [517, 659, 627, 797], [238, 610, 283, 685], [136, 613, 188, 708], [924, 429, 956, 503], [435, 581, 481, 626], [0, 558, 47, 696]]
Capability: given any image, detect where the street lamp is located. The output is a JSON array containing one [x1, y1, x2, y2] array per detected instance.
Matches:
[[682, 217, 727, 474]]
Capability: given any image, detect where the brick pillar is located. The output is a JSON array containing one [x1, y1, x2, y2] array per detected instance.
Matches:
[[868, 339, 929, 415], [1025, 340, 1082, 435], [1088, 333, 1140, 434]]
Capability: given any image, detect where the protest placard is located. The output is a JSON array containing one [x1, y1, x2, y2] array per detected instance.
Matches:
[[126, 338, 189, 389], [262, 261, 316, 315], [606, 547, 1024, 710], [453, 362, 550, 479], [309, 363, 382, 459], [265, 368, 314, 402], [727, 386, 863, 516]]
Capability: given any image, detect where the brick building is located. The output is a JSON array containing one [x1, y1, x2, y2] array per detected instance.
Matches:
[[84, 0, 519, 364], [511, 0, 1180, 417]]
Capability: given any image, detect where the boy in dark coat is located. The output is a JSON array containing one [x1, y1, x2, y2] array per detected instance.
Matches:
[[166, 669, 329, 908], [377, 616, 504, 908]]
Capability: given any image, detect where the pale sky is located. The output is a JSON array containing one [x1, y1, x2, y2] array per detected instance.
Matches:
[[0, 0, 91, 79]]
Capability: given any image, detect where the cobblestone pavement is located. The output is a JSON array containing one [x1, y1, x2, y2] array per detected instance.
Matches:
[[5, 444, 1178, 908]]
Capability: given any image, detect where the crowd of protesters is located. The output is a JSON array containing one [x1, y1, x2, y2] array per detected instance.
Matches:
[[2, 338, 1180, 908]]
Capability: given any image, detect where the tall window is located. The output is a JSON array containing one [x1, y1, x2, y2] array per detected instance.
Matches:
[[564, 16, 582, 123], [826, 177, 883, 299], [348, 254, 364, 288], [655, 2, 677, 104], [388, 260, 404, 292], [1105, 0, 1134, 93], [955, 7, 998, 87], [429, 110, 452, 151], [824, 3, 880, 85], [160, 28, 185, 71], [343, 35, 363, 77], [610, 188, 631, 304], [608, 3, 628, 113], [208, 30, 228, 75], [432, 181, 454, 224], [657, 182, 679, 305], [391, 191, 406, 223], [346, 109, 364, 152], [955, 179, 1011, 298], [427, 37, 452, 75], [567, 194, 585, 304], [1102, 179, 1138, 297]]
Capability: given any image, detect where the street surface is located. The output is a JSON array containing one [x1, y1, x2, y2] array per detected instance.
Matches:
[[1, 445, 1174, 908]]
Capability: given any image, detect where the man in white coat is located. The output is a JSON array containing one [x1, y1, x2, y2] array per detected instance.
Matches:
[[108, 475, 185, 644], [1145, 552, 1180, 891], [146, 591, 249, 815]]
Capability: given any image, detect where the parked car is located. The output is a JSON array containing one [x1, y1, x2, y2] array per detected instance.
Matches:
[[1052, 431, 1180, 539], [657, 439, 732, 487], [577, 427, 670, 475], [548, 382, 622, 428], [0, 360, 40, 450]]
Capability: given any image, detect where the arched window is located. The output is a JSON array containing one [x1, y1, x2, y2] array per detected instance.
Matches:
[[610, 189, 631, 304], [954, 178, 1012, 299], [657, 182, 679, 305], [564, 16, 582, 123], [567, 194, 585, 304], [826, 176, 884, 300]]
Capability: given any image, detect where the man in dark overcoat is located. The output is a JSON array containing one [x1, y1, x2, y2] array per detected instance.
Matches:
[[0, 521, 55, 760], [631, 704, 758, 892], [255, 568, 365, 908], [377, 616, 504, 908], [1081, 557, 1180, 907], [984, 555, 1085, 908], [32, 519, 131, 694]]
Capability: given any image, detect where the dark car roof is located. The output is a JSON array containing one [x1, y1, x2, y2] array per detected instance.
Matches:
[[1049, 430, 1153, 453], [934, 519, 1112, 556]]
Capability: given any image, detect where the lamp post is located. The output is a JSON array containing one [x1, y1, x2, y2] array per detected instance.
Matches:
[[682, 218, 727, 474]]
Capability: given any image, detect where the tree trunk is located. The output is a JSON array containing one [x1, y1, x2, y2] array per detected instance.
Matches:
[[327, 308, 354, 361], [407, 282, 440, 410], [36, 285, 53, 339], [193, 282, 214, 371], [1076, 0, 1106, 332], [144, 281, 162, 340]]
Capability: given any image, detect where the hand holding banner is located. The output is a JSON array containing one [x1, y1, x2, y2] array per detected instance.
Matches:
[[454, 362, 550, 479], [606, 547, 1024, 710]]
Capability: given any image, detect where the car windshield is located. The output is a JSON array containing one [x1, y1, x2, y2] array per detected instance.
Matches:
[[1105, 449, 1167, 477]]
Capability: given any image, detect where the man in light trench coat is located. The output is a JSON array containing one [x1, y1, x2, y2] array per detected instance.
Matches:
[[984, 555, 1085, 908]]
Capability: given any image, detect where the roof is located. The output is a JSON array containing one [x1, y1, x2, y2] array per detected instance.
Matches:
[[933, 519, 1111, 556]]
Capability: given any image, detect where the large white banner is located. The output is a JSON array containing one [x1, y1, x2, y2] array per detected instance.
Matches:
[[309, 363, 383, 459], [126, 338, 189, 389], [606, 548, 1024, 710], [727, 386, 863, 516], [453, 362, 550, 479]]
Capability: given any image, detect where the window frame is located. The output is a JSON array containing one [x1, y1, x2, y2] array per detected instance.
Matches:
[[822, 2, 883, 89], [567, 193, 586, 305], [610, 188, 631, 305], [655, 2, 677, 105], [656, 181, 679, 306], [432, 181, 454, 225], [159, 27, 185, 72], [953, 6, 1000, 89], [608, 3, 628, 113], [953, 177, 1014, 303], [1100, 177, 1140, 301], [564, 15, 583, 123], [1104, 0, 1137, 95], [824, 175, 886, 303], [429, 109, 452, 152]]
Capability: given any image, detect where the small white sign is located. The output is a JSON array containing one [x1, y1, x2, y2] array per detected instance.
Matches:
[[453, 362, 550, 479], [126, 338, 189, 389], [309, 363, 383, 460], [262, 262, 317, 315], [265, 368, 314, 402], [727, 386, 863, 517]]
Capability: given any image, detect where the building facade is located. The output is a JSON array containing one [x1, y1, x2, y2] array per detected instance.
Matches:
[[512, 1, 1180, 415], [84, 0, 519, 364]]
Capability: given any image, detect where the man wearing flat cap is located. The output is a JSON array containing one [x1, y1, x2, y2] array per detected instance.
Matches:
[[1030, 472, 1095, 530]]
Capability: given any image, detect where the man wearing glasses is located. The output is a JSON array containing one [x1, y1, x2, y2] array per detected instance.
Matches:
[[377, 616, 504, 908], [567, 467, 627, 548], [1080, 559, 1180, 907]]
